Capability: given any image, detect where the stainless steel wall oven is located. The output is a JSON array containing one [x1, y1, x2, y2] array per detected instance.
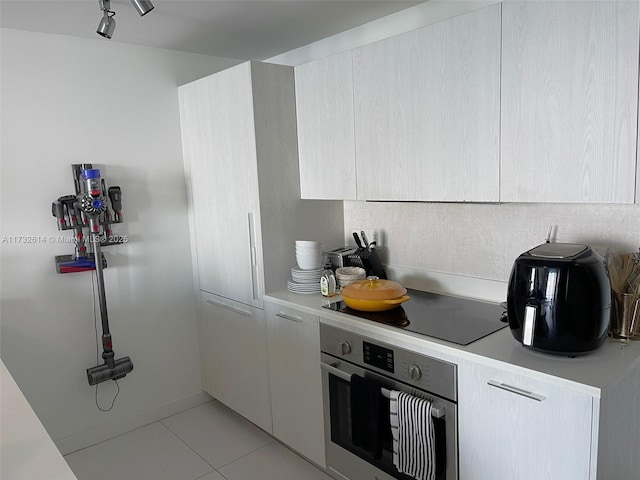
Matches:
[[320, 323, 458, 480]]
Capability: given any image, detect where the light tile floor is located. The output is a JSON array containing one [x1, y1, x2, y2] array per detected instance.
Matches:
[[64, 400, 333, 480]]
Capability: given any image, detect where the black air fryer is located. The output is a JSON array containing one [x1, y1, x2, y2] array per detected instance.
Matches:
[[507, 243, 611, 356]]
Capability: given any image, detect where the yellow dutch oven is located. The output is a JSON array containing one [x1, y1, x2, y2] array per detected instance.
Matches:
[[341, 277, 410, 312]]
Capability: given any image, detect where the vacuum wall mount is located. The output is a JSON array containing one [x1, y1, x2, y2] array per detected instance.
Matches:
[[51, 164, 133, 385]]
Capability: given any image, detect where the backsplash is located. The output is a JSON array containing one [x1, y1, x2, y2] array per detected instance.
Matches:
[[344, 201, 640, 283]]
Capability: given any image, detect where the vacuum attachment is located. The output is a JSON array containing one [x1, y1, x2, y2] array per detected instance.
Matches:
[[86, 328, 134, 386], [87, 356, 134, 385]]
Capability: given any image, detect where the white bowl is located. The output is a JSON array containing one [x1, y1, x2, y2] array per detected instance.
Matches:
[[295, 240, 321, 247], [296, 251, 322, 257], [336, 266, 366, 278], [335, 266, 366, 288], [297, 257, 322, 270], [295, 245, 322, 251], [296, 255, 322, 262]]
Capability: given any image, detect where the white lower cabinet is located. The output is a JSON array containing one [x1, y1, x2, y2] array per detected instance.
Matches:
[[200, 291, 272, 433], [265, 301, 325, 468], [458, 359, 594, 480]]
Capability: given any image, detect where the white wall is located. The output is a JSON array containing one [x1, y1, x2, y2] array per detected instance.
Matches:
[[0, 28, 240, 452], [269, 0, 640, 299]]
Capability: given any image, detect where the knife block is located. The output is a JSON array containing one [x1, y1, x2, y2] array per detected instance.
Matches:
[[347, 248, 387, 279]]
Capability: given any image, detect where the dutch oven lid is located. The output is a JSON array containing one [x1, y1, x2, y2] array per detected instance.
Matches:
[[341, 277, 407, 300], [528, 243, 588, 259]]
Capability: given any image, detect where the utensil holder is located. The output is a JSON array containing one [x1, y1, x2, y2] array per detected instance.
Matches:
[[347, 247, 387, 279], [609, 292, 640, 340]]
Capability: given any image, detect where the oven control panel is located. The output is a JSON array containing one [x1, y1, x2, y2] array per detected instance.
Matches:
[[320, 323, 457, 402], [363, 341, 394, 373]]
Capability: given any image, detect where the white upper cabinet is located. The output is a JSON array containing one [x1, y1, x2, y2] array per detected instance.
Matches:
[[353, 4, 501, 201], [295, 51, 357, 200], [501, 1, 640, 203]]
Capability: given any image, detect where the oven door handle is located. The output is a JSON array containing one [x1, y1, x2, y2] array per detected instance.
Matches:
[[320, 361, 446, 419]]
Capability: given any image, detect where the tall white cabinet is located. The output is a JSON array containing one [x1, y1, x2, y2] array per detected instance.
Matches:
[[500, 0, 639, 203], [180, 63, 263, 307], [179, 61, 343, 432], [180, 61, 343, 308], [352, 4, 501, 202]]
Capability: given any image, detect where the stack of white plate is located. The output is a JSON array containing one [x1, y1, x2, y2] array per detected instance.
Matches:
[[287, 267, 322, 294], [295, 240, 323, 270]]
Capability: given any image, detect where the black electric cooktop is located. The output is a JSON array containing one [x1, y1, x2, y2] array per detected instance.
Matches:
[[322, 288, 507, 346]]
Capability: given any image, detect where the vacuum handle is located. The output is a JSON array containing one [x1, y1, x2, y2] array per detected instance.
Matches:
[[92, 238, 111, 337]]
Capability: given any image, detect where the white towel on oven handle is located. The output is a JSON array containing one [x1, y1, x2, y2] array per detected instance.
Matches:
[[389, 390, 436, 480]]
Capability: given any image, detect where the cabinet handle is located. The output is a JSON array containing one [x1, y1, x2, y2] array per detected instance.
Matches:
[[247, 212, 259, 301], [206, 299, 252, 317], [487, 379, 546, 402], [276, 312, 303, 323]]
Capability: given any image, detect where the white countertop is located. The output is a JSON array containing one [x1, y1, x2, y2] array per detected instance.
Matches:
[[1, 360, 78, 480], [264, 290, 640, 398]]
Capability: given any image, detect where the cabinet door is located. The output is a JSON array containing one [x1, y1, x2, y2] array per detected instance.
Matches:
[[200, 291, 272, 433], [265, 302, 325, 467], [458, 359, 594, 480], [179, 64, 262, 307], [295, 51, 356, 200], [353, 4, 501, 201], [501, 1, 639, 203]]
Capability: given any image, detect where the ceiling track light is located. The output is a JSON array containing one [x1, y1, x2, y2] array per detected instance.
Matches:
[[96, 0, 116, 39], [96, 0, 154, 39], [130, 0, 155, 17]]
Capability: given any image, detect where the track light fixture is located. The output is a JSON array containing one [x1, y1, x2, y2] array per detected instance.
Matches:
[[96, 0, 116, 39], [96, 0, 155, 39], [130, 0, 155, 16]]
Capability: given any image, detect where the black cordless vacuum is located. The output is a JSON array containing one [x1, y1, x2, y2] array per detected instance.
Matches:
[[79, 168, 134, 386]]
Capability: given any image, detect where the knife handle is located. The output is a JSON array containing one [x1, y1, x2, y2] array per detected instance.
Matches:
[[360, 230, 370, 248], [353, 232, 362, 248]]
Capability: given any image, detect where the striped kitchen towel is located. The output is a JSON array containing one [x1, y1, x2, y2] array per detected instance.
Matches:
[[389, 390, 436, 480]]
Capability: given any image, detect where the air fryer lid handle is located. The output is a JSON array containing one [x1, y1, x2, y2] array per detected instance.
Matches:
[[528, 243, 588, 259]]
